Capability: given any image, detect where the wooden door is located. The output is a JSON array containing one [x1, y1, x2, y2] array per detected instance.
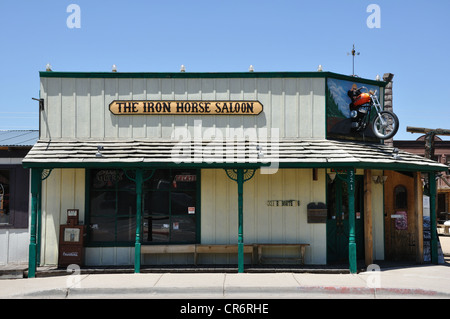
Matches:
[[384, 171, 417, 261]]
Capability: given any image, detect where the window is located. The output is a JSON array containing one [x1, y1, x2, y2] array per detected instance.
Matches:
[[143, 169, 198, 244], [394, 185, 407, 209], [0, 166, 29, 228], [87, 169, 199, 245], [88, 169, 136, 244], [0, 170, 10, 225]]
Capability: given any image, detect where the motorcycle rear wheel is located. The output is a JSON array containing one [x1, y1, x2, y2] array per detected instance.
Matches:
[[372, 111, 399, 140]]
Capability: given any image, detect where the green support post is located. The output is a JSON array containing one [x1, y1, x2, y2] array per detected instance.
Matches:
[[237, 169, 244, 273], [347, 168, 357, 274], [429, 172, 438, 264], [28, 168, 42, 278], [36, 187, 42, 265], [224, 168, 256, 273], [134, 169, 143, 273], [123, 169, 154, 274]]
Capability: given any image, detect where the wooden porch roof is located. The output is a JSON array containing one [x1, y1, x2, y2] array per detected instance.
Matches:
[[22, 138, 449, 172]]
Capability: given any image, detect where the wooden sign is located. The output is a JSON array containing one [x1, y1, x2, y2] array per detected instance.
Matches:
[[109, 100, 263, 115]]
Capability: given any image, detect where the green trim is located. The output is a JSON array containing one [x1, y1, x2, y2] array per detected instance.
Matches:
[[347, 168, 357, 274], [134, 169, 143, 273], [196, 169, 201, 244], [27, 168, 42, 278], [36, 180, 42, 265], [39, 71, 387, 87], [84, 169, 91, 244], [23, 160, 448, 173], [224, 168, 257, 273]]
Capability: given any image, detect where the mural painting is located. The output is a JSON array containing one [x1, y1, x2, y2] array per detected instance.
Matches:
[[326, 78, 383, 142]]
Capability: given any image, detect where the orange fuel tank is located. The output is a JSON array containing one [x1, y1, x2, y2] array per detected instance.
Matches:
[[353, 93, 371, 106]]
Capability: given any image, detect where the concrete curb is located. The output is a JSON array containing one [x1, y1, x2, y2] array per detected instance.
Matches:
[[4, 264, 450, 299], [15, 285, 450, 299]]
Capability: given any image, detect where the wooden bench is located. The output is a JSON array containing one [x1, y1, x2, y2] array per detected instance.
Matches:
[[194, 244, 254, 264], [140, 244, 254, 265], [255, 244, 309, 265], [141, 244, 196, 255]]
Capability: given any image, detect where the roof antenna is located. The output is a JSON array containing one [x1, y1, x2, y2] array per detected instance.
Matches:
[[347, 44, 360, 76]]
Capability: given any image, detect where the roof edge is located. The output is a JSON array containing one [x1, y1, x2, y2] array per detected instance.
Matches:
[[39, 71, 387, 87]]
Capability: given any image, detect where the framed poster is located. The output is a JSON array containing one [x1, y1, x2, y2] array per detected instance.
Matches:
[[394, 211, 408, 230]]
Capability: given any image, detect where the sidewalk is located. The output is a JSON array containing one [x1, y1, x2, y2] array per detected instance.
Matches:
[[1, 235, 449, 299], [1, 263, 449, 299]]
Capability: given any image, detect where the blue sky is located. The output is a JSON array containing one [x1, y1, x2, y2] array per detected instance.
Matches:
[[1, 0, 449, 140]]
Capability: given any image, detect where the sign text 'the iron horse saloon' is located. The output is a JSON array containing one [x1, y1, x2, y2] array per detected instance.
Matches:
[[109, 100, 263, 115]]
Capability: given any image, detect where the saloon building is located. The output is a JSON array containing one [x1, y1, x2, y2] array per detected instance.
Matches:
[[23, 70, 447, 277]]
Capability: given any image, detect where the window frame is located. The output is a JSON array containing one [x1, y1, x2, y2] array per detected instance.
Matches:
[[85, 168, 201, 247], [0, 165, 30, 229], [142, 169, 200, 245]]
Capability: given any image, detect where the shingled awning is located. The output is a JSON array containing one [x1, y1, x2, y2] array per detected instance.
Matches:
[[22, 138, 448, 172]]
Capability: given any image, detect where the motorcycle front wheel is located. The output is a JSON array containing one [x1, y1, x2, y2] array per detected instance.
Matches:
[[372, 111, 399, 140]]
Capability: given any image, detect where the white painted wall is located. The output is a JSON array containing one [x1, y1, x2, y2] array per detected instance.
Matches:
[[40, 168, 85, 266], [40, 77, 325, 140], [200, 168, 327, 265], [43, 167, 385, 266], [0, 229, 29, 265]]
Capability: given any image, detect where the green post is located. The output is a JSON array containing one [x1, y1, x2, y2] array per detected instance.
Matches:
[[348, 168, 357, 274], [134, 169, 143, 273], [429, 172, 438, 264], [28, 168, 41, 278], [36, 181, 42, 265], [237, 169, 244, 273]]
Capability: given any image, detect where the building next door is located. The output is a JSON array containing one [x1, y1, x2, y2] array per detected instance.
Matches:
[[327, 173, 365, 263]]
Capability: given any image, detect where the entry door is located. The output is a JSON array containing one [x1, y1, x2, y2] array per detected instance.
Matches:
[[327, 175, 364, 263]]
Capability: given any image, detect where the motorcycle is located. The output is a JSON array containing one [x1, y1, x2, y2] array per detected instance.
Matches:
[[350, 86, 399, 140]]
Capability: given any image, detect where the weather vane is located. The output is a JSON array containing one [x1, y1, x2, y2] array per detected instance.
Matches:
[[347, 44, 360, 76]]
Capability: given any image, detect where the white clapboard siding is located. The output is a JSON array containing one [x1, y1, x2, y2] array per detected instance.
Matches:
[[40, 77, 325, 140], [40, 169, 85, 266], [36, 168, 386, 267], [201, 168, 327, 265]]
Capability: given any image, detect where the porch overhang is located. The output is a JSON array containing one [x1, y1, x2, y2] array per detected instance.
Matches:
[[25, 138, 448, 277], [22, 138, 449, 173]]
